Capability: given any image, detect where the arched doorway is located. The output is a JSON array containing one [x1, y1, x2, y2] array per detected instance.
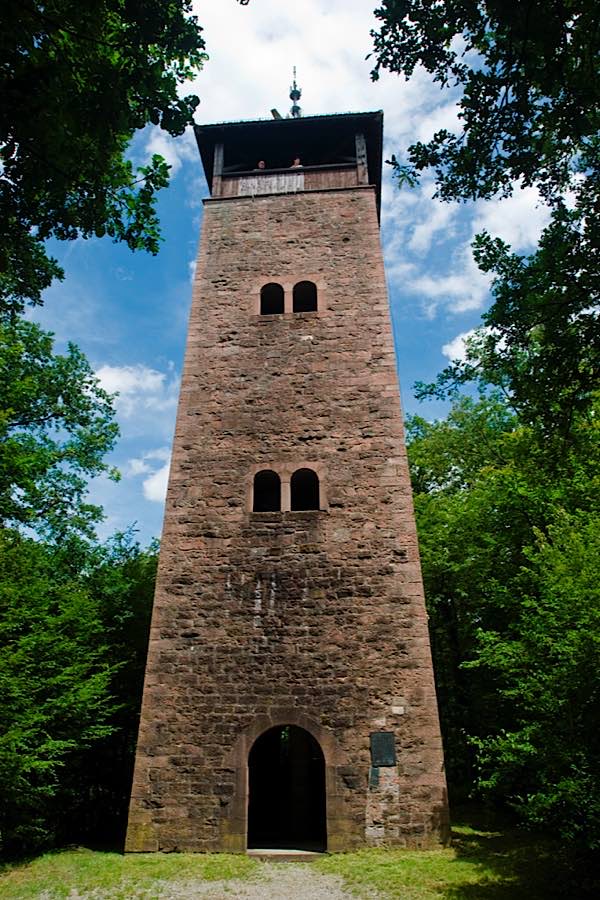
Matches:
[[247, 724, 326, 850]]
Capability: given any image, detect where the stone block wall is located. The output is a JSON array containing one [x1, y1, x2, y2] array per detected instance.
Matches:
[[126, 184, 449, 852]]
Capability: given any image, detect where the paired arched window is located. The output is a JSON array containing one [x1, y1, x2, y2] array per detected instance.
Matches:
[[293, 281, 318, 313], [260, 283, 284, 315], [259, 281, 318, 315], [252, 467, 321, 512], [253, 470, 281, 511]]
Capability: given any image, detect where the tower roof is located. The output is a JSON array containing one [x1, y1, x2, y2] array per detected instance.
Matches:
[[194, 110, 384, 216]]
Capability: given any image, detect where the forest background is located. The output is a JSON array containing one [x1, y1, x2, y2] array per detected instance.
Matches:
[[1, 0, 598, 884]]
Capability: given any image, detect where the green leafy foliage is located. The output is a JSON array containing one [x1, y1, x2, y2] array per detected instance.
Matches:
[[371, 1, 599, 202], [0, 529, 157, 858], [0, 317, 119, 539], [416, 183, 600, 438], [0, 316, 156, 856], [407, 392, 600, 854], [470, 510, 600, 850], [373, 2, 600, 437], [77, 531, 158, 844], [0, 531, 116, 855], [0, 1, 208, 313]]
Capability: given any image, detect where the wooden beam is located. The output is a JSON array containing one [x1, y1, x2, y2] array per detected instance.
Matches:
[[355, 132, 368, 184], [212, 142, 224, 196]]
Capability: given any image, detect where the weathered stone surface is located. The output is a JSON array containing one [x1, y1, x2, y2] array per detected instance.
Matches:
[[126, 180, 449, 853]]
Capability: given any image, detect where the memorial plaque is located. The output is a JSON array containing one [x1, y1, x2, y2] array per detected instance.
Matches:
[[370, 732, 396, 767]]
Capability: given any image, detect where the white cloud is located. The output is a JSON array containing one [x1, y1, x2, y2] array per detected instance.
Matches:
[[411, 273, 488, 316], [127, 457, 151, 477], [95, 362, 180, 449], [143, 461, 171, 503], [383, 179, 550, 319], [124, 447, 171, 505], [144, 126, 197, 176], [190, 1, 454, 151], [408, 195, 458, 255], [125, 446, 171, 478], [96, 363, 179, 419], [415, 100, 461, 143], [408, 183, 550, 317], [402, 243, 491, 317], [381, 172, 469, 314], [442, 329, 477, 363], [381, 181, 423, 290], [192, 1, 378, 122], [473, 184, 551, 250]]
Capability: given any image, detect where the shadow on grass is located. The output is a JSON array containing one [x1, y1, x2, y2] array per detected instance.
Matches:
[[445, 805, 598, 899]]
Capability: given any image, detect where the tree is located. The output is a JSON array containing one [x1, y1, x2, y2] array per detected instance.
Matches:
[[1, 0, 208, 313], [406, 392, 600, 853], [416, 193, 600, 439], [0, 317, 119, 539], [408, 394, 534, 797], [78, 531, 158, 845], [371, 0, 599, 202], [0, 531, 118, 855], [471, 509, 600, 852], [0, 313, 158, 855], [371, 1, 600, 436], [0, 529, 157, 857]]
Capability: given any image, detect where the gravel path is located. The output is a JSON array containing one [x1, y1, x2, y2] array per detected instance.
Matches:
[[58, 862, 381, 900], [151, 863, 378, 899]]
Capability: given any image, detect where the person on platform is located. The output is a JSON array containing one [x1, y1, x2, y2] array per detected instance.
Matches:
[[290, 157, 302, 168]]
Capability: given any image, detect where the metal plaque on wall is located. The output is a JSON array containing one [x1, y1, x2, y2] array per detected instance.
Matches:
[[370, 732, 397, 767]]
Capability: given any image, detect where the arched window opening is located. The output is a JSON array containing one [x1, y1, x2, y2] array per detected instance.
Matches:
[[260, 282, 284, 315], [293, 280, 318, 313], [291, 468, 320, 511], [247, 725, 326, 851], [253, 470, 281, 512]]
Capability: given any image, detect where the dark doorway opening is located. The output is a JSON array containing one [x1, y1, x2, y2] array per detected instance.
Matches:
[[247, 725, 326, 850]]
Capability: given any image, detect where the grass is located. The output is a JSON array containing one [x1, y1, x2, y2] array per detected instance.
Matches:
[[315, 808, 586, 899], [0, 809, 594, 899], [0, 850, 258, 899]]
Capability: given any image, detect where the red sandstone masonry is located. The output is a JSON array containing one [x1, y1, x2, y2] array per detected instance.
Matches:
[[126, 185, 449, 852]]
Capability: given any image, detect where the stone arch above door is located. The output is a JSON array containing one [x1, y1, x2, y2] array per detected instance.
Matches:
[[224, 710, 343, 770]]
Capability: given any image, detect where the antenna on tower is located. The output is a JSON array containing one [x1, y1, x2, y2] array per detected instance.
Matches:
[[289, 67, 302, 118]]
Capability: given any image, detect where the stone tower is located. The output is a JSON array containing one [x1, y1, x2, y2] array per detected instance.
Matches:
[[126, 110, 449, 853]]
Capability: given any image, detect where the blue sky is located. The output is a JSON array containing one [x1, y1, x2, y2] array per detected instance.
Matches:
[[31, 1, 550, 546]]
